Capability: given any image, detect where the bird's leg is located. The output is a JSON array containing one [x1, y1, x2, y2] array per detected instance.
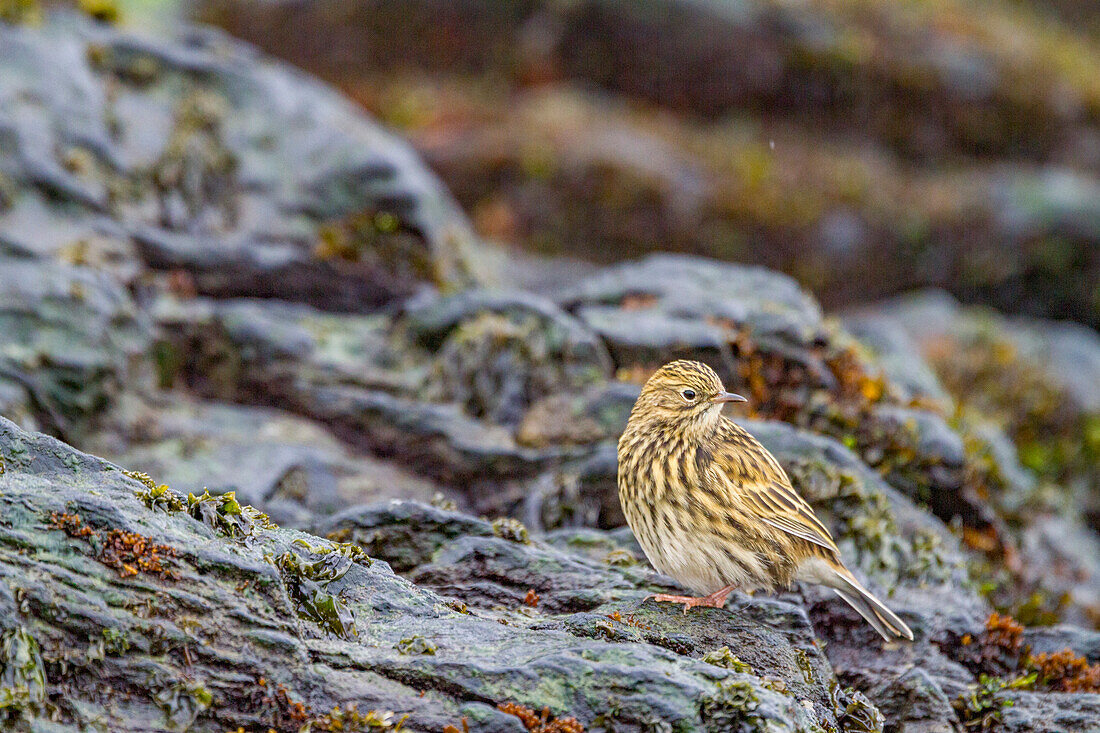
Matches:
[[647, 585, 736, 613]]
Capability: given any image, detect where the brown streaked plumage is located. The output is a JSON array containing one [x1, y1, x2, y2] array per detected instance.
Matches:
[[618, 359, 913, 642]]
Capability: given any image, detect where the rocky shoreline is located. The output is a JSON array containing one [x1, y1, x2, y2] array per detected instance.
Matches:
[[1, 12, 1099, 732]]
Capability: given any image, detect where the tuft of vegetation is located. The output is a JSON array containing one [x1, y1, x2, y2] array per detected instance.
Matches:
[[305, 704, 408, 732], [394, 635, 437, 656], [50, 511, 178, 579], [125, 470, 187, 513], [603, 549, 637, 567], [1025, 650, 1100, 693], [0, 627, 46, 723], [605, 611, 650, 631], [187, 490, 255, 539], [77, 0, 119, 23], [498, 702, 584, 733], [832, 685, 884, 733], [701, 647, 754, 675], [950, 612, 1100, 697], [275, 540, 369, 640], [491, 517, 530, 544], [0, 0, 40, 24], [697, 679, 764, 732], [154, 678, 213, 730], [954, 673, 1035, 731]]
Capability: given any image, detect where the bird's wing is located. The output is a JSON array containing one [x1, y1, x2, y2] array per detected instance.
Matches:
[[713, 441, 840, 554]]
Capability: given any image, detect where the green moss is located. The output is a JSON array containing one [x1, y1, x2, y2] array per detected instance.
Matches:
[[0, 0, 40, 24], [154, 678, 213, 730], [187, 490, 258, 538], [0, 627, 46, 721], [276, 540, 369, 640], [794, 649, 815, 685], [832, 684, 884, 733], [953, 673, 1036, 730], [394, 635, 437, 656], [697, 679, 764, 732], [491, 517, 530, 544], [78, 0, 119, 23], [604, 548, 637, 567], [101, 627, 131, 656], [701, 647, 753, 675], [125, 471, 186, 513]]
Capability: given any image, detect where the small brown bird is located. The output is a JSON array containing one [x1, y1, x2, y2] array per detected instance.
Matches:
[[618, 360, 913, 641]]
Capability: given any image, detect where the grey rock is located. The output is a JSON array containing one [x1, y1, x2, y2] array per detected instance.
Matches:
[[0, 14, 487, 313], [1, 416, 855, 732], [560, 254, 826, 350], [0, 257, 150, 437]]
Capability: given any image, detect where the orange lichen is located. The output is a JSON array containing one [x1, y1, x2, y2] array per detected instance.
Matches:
[[523, 589, 540, 608], [1026, 650, 1100, 693], [984, 612, 1025, 656], [443, 718, 470, 733], [498, 703, 584, 733], [50, 511, 178, 579], [606, 610, 651, 630], [250, 677, 311, 729], [50, 511, 95, 538]]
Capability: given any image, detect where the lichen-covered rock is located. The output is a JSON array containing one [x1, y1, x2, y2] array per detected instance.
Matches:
[[0, 13, 486, 313], [557, 255, 994, 532], [86, 396, 449, 527], [403, 289, 613, 425], [0, 257, 150, 438], [2, 416, 857, 732], [197, 0, 1100, 331], [849, 291, 1100, 625]]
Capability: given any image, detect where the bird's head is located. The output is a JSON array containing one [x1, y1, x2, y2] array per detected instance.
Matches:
[[629, 360, 747, 433]]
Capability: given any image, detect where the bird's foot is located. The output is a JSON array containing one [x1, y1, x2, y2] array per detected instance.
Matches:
[[647, 585, 736, 613]]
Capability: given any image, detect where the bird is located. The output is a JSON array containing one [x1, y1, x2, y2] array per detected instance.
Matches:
[[617, 359, 913, 642]]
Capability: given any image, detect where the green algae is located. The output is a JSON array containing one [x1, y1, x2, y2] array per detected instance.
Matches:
[[953, 673, 1035, 731], [276, 540, 369, 640], [126, 471, 186, 513], [491, 517, 530, 544], [154, 677, 213, 730], [394, 635, 437, 656], [701, 647, 754, 675], [698, 679, 764, 732], [187, 490, 254, 538], [0, 627, 46, 720], [831, 684, 884, 733]]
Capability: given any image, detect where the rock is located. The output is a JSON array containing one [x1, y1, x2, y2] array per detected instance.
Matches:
[[0, 13, 487, 314], [1, 416, 861, 732], [559, 254, 827, 352], [194, 1, 1100, 330], [403, 289, 613, 425], [84, 396, 449, 528], [0, 257, 150, 439], [852, 291, 1100, 623]]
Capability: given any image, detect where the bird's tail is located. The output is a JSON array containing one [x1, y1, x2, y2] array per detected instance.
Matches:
[[827, 569, 913, 642]]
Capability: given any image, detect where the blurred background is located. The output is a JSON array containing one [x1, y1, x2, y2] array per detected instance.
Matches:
[[196, 0, 1100, 325]]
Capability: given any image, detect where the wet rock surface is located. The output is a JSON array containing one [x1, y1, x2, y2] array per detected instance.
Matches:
[[0, 10, 1099, 733]]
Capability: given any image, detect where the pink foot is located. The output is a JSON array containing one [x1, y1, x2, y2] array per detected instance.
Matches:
[[646, 585, 736, 613]]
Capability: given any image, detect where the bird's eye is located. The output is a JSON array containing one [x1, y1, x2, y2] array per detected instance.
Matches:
[[681, 389, 696, 402]]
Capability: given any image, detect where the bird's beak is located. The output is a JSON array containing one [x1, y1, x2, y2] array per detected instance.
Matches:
[[711, 391, 748, 404]]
